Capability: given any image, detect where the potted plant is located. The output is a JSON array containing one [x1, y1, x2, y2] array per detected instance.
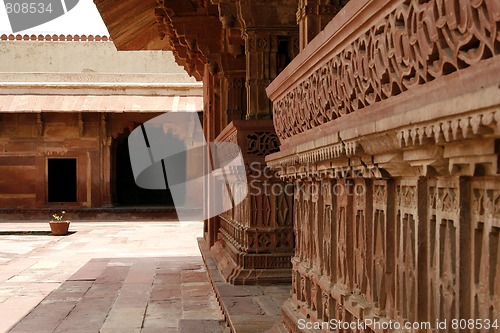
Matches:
[[49, 211, 70, 236]]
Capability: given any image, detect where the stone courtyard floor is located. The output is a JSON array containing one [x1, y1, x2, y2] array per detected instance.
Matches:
[[0, 221, 224, 333]]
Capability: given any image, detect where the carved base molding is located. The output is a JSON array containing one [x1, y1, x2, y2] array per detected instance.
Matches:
[[211, 233, 292, 285]]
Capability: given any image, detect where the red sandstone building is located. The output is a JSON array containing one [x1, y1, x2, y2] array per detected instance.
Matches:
[[0, 35, 202, 219], [1, 0, 499, 331]]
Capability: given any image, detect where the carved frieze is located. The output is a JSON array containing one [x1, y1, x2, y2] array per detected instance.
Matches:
[[273, 0, 500, 141]]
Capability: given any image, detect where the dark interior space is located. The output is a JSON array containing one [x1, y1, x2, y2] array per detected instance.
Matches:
[[48, 158, 77, 202], [113, 133, 177, 207]]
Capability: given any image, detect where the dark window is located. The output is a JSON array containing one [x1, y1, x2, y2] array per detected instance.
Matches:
[[48, 158, 77, 202]]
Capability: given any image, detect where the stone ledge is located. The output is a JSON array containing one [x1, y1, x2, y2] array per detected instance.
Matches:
[[0, 207, 186, 221]]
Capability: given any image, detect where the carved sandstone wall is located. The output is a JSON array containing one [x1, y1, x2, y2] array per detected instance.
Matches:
[[0, 112, 161, 209], [266, 0, 500, 331]]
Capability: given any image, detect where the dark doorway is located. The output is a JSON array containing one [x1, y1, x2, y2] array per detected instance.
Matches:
[[113, 133, 177, 207], [48, 158, 77, 202]]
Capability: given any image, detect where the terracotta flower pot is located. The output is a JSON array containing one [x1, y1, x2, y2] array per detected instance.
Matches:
[[49, 221, 70, 236]]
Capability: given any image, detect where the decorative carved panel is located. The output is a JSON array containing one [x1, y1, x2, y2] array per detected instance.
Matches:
[[246, 131, 280, 156], [470, 178, 500, 323], [427, 178, 462, 328], [334, 179, 353, 293], [352, 178, 372, 297], [394, 179, 422, 323], [371, 179, 394, 316]]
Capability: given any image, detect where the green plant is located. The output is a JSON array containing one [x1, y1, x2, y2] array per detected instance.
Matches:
[[52, 211, 66, 221]]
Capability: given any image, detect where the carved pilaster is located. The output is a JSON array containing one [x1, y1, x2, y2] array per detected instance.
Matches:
[[469, 179, 500, 323], [426, 178, 463, 329], [244, 31, 276, 119], [227, 0, 299, 119], [78, 113, 84, 136], [100, 114, 112, 207], [36, 113, 44, 137], [393, 178, 426, 323], [296, 0, 347, 50], [218, 52, 246, 126], [371, 179, 395, 317]]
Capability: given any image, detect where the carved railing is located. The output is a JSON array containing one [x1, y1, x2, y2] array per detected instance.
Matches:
[[267, 0, 500, 144]]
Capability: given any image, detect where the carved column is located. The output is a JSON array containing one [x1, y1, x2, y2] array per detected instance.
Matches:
[[221, 74, 245, 124], [244, 31, 276, 119], [236, 1, 299, 119], [205, 63, 223, 247]]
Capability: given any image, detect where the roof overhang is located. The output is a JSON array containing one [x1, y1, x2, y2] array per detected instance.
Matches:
[[93, 0, 168, 51]]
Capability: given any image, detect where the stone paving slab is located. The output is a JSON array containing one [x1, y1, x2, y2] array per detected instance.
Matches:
[[0, 221, 223, 332], [8, 257, 224, 333], [179, 319, 226, 333]]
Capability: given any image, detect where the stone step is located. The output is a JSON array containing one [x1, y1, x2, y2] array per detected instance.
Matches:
[[197, 238, 290, 333]]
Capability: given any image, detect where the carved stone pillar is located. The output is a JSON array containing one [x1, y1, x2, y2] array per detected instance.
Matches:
[[210, 120, 294, 284], [244, 31, 276, 119], [204, 63, 223, 248], [153, 0, 299, 283], [218, 51, 246, 126], [243, 29, 299, 119]]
